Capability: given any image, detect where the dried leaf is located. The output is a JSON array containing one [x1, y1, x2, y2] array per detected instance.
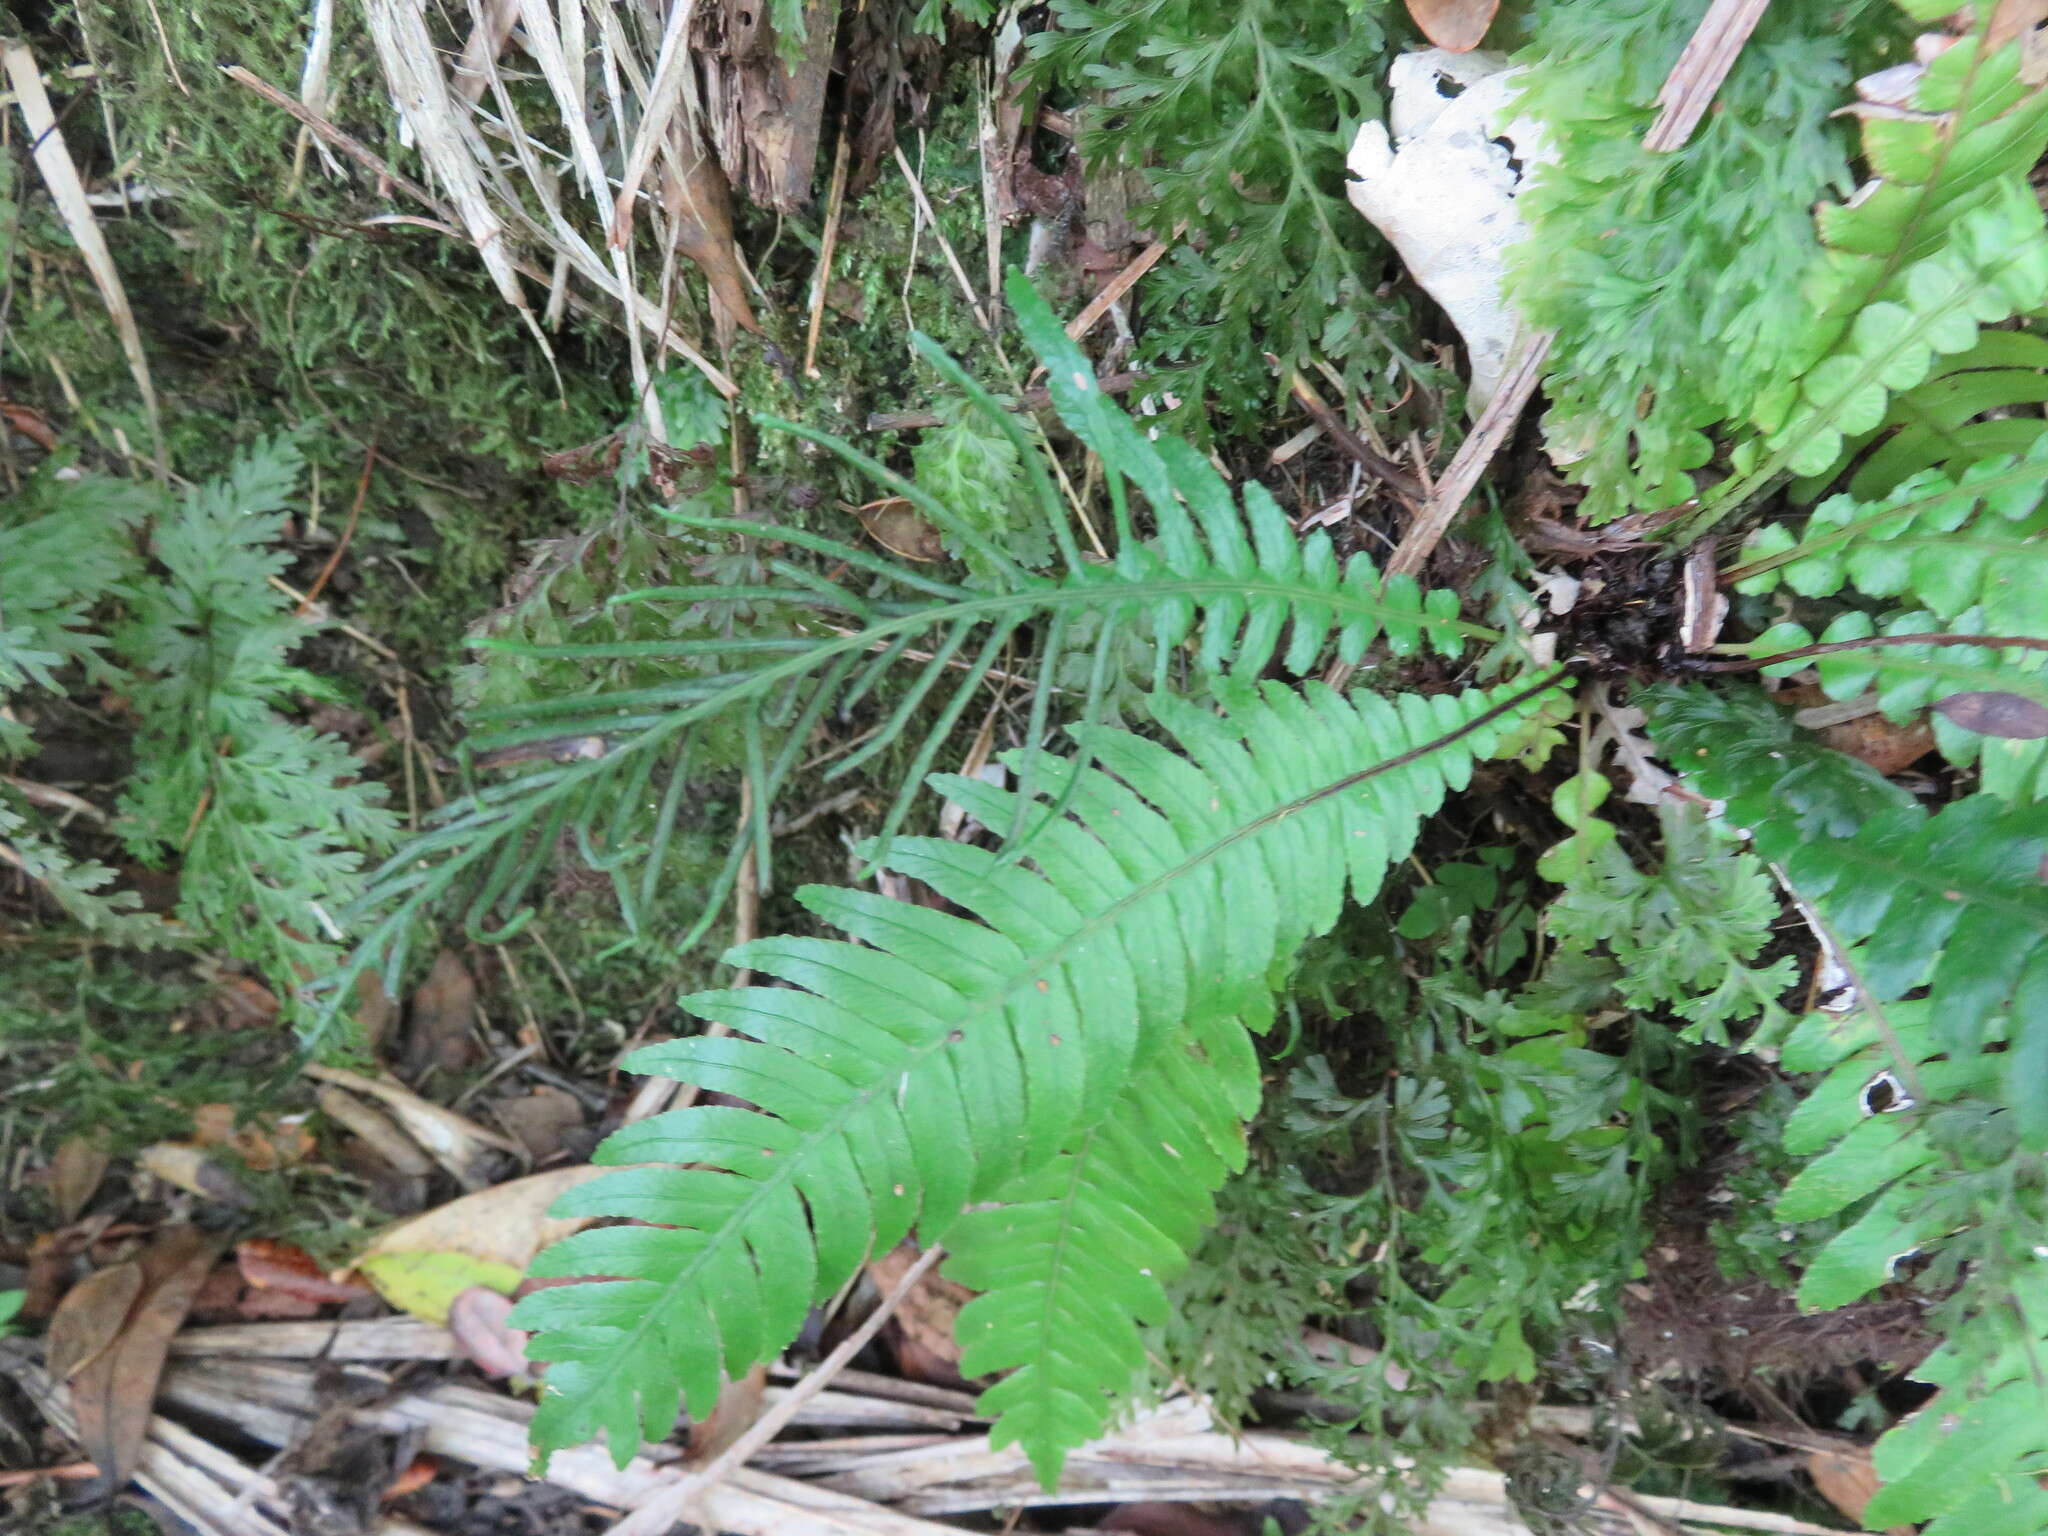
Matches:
[[660, 140, 760, 348], [355, 969, 399, 1057], [236, 1239, 375, 1305], [868, 1240, 978, 1388], [446, 1285, 530, 1377], [46, 1264, 143, 1382], [48, 1134, 112, 1225], [0, 400, 58, 450], [402, 948, 478, 1077], [360, 1250, 522, 1324], [189, 1103, 312, 1171], [1402, 0, 1499, 52], [67, 1226, 220, 1495], [492, 1085, 585, 1162], [858, 499, 946, 563], [381, 1454, 439, 1502], [303, 1063, 518, 1188], [136, 1143, 246, 1205], [358, 1163, 615, 1275], [1807, 1447, 1912, 1535], [1934, 690, 2048, 740]]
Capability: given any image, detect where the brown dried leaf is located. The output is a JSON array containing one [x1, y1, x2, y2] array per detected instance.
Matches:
[[402, 948, 477, 1077], [1934, 690, 2048, 740], [660, 139, 759, 348], [67, 1226, 220, 1495], [868, 1240, 978, 1388], [236, 1239, 376, 1305], [1807, 1447, 1912, 1535], [1, 400, 58, 450], [48, 1134, 112, 1225], [1402, 0, 1499, 51], [46, 1264, 143, 1382], [493, 1085, 585, 1162], [857, 499, 946, 563]]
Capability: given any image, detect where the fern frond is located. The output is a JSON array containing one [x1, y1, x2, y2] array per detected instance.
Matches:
[[1811, 328, 2048, 503], [118, 436, 397, 1024], [947, 1003, 1262, 1484], [1644, 684, 2048, 1068], [1769, 1003, 2048, 1536], [510, 671, 1565, 1469], [1728, 438, 2048, 792], [1690, 21, 2048, 529], [329, 278, 1490, 1034]]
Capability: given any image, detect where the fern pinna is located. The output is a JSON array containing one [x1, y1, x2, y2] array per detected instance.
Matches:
[[512, 669, 1563, 1478]]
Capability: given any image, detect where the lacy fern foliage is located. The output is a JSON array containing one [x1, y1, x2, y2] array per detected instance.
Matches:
[[513, 672, 1562, 1476], [119, 437, 397, 1023]]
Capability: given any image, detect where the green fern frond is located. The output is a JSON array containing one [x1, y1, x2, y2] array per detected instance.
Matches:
[[1728, 438, 2048, 791], [1644, 684, 2048, 1073], [328, 277, 1490, 1035], [947, 1003, 1262, 1484], [510, 671, 1564, 1471], [117, 436, 397, 1023], [1692, 19, 2048, 530], [1768, 1002, 2048, 1536], [1511, 0, 1861, 521], [1807, 328, 2048, 503]]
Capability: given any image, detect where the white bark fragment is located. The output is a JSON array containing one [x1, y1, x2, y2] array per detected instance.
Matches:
[[1346, 50, 1549, 416]]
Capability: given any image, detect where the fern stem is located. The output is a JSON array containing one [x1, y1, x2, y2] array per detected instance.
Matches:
[[1695, 631, 2048, 671]]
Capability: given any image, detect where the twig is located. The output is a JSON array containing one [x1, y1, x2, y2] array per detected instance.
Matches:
[[300, 432, 376, 611], [866, 370, 1143, 431], [1285, 371, 1426, 505], [1384, 330, 1553, 579], [893, 141, 998, 340], [803, 113, 854, 378], [1066, 237, 1172, 341], [263, 575, 400, 660], [603, 1245, 948, 1536], [1644, 0, 1773, 152]]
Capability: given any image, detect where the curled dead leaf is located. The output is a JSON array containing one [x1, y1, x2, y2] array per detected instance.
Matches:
[[857, 499, 946, 563], [446, 1285, 530, 1378], [236, 1239, 375, 1305]]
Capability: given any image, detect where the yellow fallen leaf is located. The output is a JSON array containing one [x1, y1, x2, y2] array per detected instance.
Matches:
[[358, 1251, 523, 1325], [357, 1163, 617, 1274]]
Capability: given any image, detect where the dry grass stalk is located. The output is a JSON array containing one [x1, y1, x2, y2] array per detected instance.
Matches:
[[2, 38, 165, 470]]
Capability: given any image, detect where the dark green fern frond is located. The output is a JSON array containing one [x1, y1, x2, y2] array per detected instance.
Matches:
[[326, 278, 1489, 1037], [510, 671, 1564, 1470], [118, 436, 398, 1023], [1645, 684, 2048, 1071]]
